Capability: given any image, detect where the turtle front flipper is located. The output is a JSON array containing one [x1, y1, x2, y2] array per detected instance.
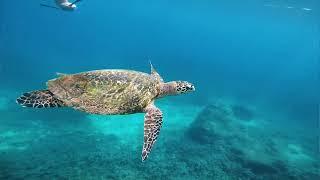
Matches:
[[142, 103, 163, 161], [16, 90, 65, 108]]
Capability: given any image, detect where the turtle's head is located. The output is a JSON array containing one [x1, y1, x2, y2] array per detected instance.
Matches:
[[158, 81, 195, 98], [175, 81, 195, 94]]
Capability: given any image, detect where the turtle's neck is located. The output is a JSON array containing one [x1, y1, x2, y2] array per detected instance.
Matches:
[[157, 81, 177, 98]]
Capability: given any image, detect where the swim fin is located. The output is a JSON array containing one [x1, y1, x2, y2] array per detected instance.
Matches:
[[70, 0, 82, 6], [40, 3, 60, 10]]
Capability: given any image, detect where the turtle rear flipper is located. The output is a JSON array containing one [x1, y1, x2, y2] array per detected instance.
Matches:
[[16, 90, 65, 108]]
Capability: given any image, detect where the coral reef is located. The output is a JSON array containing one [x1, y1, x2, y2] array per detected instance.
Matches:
[[186, 102, 320, 179], [0, 99, 319, 179], [231, 104, 254, 121]]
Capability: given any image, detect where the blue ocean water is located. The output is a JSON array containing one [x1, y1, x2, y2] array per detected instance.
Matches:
[[0, 0, 319, 179]]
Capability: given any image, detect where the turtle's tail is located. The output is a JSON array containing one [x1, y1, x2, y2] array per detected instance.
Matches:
[[16, 90, 65, 108]]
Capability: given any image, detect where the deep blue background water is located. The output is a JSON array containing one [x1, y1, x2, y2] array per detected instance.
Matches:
[[1, 0, 318, 127]]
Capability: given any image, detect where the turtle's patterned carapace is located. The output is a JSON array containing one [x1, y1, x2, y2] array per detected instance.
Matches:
[[16, 63, 195, 161]]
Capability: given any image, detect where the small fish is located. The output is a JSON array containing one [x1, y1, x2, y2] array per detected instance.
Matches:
[[40, 0, 82, 11], [301, 8, 312, 11], [55, 0, 78, 11]]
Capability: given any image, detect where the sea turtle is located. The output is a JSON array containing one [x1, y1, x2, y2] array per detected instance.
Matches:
[[16, 63, 195, 161]]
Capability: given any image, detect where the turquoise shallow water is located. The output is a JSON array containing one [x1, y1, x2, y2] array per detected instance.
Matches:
[[0, 0, 319, 179]]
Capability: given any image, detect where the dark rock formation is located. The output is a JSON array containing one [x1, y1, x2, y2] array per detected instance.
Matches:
[[185, 102, 320, 180], [231, 104, 254, 121], [186, 103, 232, 144]]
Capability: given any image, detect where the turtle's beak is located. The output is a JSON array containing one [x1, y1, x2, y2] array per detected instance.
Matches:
[[186, 83, 195, 92], [191, 85, 195, 91]]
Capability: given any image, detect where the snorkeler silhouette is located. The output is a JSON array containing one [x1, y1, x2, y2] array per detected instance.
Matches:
[[40, 0, 82, 11]]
